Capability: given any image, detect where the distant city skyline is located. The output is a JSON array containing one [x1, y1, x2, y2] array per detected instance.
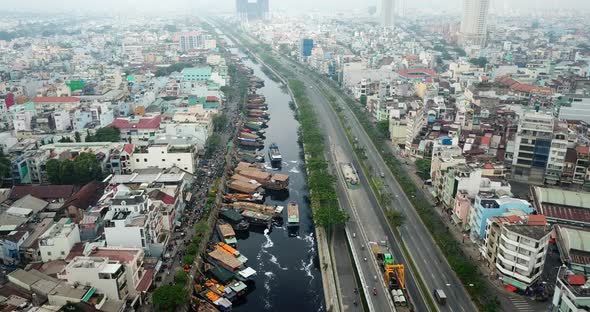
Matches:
[[1, 0, 590, 14]]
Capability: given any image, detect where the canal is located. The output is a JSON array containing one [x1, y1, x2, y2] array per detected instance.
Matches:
[[230, 47, 325, 311]]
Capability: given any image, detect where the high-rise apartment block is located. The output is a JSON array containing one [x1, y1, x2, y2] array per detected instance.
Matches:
[[381, 0, 396, 28], [236, 0, 269, 21], [458, 0, 490, 46], [511, 112, 554, 184], [179, 32, 203, 52]]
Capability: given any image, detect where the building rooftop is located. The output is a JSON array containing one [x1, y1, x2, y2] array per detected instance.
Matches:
[[555, 225, 590, 266], [39, 218, 76, 241], [31, 96, 80, 103], [108, 172, 191, 185], [11, 194, 49, 213], [181, 67, 212, 76], [8, 185, 74, 201], [20, 218, 54, 249], [110, 115, 161, 130], [534, 186, 590, 208], [504, 224, 551, 241], [557, 266, 590, 298]]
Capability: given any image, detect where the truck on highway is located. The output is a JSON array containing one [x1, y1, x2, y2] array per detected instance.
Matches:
[[434, 289, 447, 305], [369, 242, 410, 309]]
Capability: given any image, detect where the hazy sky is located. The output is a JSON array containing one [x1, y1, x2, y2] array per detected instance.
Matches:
[[1, 0, 589, 14]]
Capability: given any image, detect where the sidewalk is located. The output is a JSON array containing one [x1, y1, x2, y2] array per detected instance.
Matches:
[[389, 143, 548, 311]]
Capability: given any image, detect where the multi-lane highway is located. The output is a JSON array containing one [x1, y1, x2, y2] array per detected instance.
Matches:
[[294, 65, 479, 312], [293, 64, 429, 312]]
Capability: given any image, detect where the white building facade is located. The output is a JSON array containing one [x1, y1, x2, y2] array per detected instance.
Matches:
[[38, 218, 82, 262]]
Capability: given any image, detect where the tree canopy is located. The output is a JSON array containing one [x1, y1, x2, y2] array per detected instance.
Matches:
[[377, 120, 390, 139], [0, 151, 11, 182], [86, 127, 121, 142], [469, 57, 488, 68], [212, 114, 229, 132], [46, 153, 102, 185], [415, 159, 431, 180], [152, 285, 187, 312], [155, 62, 193, 77]]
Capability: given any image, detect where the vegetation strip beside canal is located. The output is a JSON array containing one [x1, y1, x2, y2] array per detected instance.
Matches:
[[313, 74, 499, 311], [219, 21, 348, 230], [289, 80, 348, 229]]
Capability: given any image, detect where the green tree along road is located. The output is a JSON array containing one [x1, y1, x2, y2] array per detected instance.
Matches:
[[289, 80, 348, 230], [376, 120, 389, 139], [212, 113, 229, 132], [385, 210, 406, 228], [174, 270, 188, 286], [415, 159, 432, 180], [204, 134, 222, 158], [152, 284, 188, 312], [45, 153, 102, 185]]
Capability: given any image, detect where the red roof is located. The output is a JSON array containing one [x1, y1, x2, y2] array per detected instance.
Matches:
[[540, 204, 590, 224], [568, 274, 586, 286], [483, 163, 495, 170], [9, 185, 74, 201], [32, 96, 80, 103], [148, 190, 176, 205], [123, 144, 135, 155], [527, 215, 547, 226], [206, 96, 219, 102], [90, 248, 140, 263], [396, 69, 437, 82], [136, 268, 154, 292], [61, 181, 103, 210], [577, 146, 590, 154], [110, 115, 162, 130], [480, 136, 491, 146], [497, 75, 551, 94]]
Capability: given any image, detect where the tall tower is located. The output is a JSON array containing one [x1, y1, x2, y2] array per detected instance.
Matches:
[[458, 0, 490, 47], [236, 0, 269, 21], [396, 0, 406, 17], [236, 0, 248, 20], [381, 0, 396, 28]]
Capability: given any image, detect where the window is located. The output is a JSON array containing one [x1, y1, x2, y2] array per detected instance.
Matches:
[[144, 158, 147, 162], [177, 159, 181, 161], [47, 251, 52, 256], [162, 159, 166, 162], [136, 159, 140, 163], [99, 273, 111, 279], [61, 251, 65, 256]]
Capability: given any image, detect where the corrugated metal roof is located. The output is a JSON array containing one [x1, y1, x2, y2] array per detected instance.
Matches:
[[535, 186, 590, 208]]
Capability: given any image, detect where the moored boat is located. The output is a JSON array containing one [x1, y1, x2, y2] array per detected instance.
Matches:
[[268, 143, 282, 167], [216, 221, 238, 247], [287, 200, 300, 227]]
